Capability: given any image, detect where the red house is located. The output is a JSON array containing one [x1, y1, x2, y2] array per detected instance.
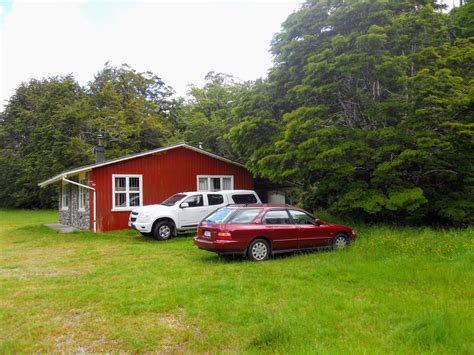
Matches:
[[39, 143, 254, 232]]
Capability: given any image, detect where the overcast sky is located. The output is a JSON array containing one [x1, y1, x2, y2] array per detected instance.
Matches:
[[0, 0, 302, 110], [0, 0, 460, 111]]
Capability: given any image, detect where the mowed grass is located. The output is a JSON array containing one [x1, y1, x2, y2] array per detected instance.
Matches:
[[0, 209, 473, 353]]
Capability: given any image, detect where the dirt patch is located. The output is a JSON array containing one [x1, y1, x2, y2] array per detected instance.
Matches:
[[0, 266, 85, 280], [157, 311, 202, 353], [53, 309, 125, 353]]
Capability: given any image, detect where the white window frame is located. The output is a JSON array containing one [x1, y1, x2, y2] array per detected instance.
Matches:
[[196, 175, 234, 192], [112, 174, 143, 211], [61, 181, 69, 211], [78, 174, 88, 212]]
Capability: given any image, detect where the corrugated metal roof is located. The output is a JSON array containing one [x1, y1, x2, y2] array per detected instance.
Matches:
[[38, 142, 246, 187]]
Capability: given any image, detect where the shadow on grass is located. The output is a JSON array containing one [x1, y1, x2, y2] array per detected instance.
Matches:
[[135, 231, 196, 243], [195, 246, 336, 264]]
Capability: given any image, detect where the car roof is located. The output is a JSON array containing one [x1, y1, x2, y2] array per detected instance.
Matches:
[[225, 204, 298, 209], [177, 190, 257, 195]]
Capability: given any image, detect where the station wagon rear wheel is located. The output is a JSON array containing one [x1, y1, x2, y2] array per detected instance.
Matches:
[[332, 233, 349, 250], [248, 239, 270, 261], [153, 221, 173, 241]]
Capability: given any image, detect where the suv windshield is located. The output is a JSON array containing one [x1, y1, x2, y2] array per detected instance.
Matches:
[[161, 194, 187, 206], [204, 208, 234, 223]]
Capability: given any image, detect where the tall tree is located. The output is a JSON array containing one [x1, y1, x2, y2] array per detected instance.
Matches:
[[180, 72, 246, 158], [0, 76, 90, 208], [86, 63, 178, 159], [229, 0, 473, 225]]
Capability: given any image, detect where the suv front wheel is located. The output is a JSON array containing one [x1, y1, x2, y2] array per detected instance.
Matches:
[[153, 221, 174, 241]]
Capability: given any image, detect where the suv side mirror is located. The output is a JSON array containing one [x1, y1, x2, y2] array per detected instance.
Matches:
[[315, 218, 322, 225], [180, 202, 189, 208]]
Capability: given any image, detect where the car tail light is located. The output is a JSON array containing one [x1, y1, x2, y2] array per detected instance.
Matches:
[[217, 232, 232, 240]]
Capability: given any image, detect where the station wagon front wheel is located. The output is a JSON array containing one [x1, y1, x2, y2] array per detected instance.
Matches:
[[248, 239, 270, 261], [332, 233, 349, 250]]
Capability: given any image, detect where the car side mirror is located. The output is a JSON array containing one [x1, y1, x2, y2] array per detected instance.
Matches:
[[315, 218, 322, 225], [180, 202, 189, 208]]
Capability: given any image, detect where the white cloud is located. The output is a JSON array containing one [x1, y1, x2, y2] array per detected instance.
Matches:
[[0, 0, 301, 109], [1, 0, 462, 110]]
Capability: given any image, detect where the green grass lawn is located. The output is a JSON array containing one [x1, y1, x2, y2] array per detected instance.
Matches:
[[0, 209, 473, 353]]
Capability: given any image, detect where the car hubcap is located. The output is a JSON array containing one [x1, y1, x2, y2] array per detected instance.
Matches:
[[251, 242, 268, 260], [334, 236, 347, 249], [159, 225, 171, 239]]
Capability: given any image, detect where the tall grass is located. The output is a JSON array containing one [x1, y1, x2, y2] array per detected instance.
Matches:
[[0, 209, 472, 353]]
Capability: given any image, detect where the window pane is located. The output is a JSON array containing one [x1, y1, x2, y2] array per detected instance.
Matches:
[[161, 194, 187, 206], [62, 184, 69, 208], [129, 193, 140, 206], [115, 177, 126, 191], [289, 210, 315, 225], [222, 177, 232, 190], [227, 209, 262, 224], [211, 178, 221, 192], [262, 210, 292, 225], [232, 194, 257, 204], [183, 195, 203, 207], [129, 177, 140, 191], [115, 193, 127, 207], [204, 207, 233, 223], [198, 178, 208, 191], [79, 188, 84, 209], [81, 192, 87, 209], [208, 194, 224, 206]]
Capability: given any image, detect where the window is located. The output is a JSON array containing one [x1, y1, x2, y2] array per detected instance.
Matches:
[[204, 207, 234, 223], [208, 194, 224, 206], [232, 194, 258, 204], [227, 208, 262, 224], [262, 210, 292, 225], [61, 182, 69, 210], [289, 210, 316, 225], [197, 176, 233, 192], [78, 176, 88, 212], [161, 194, 187, 206], [182, 194, 204, 207], [112, 175, 142, 210]]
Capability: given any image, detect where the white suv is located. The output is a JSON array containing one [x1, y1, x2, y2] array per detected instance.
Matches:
[[129, 190, 262, 240]]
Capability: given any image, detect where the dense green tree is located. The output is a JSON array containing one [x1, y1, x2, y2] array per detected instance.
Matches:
[[86, 63, 178, 159], [0, 64, 180, 208], [0, 76, 91, 208], [229, 0, 473, 225], [453, 0, 474, 38], [180, 72, 247, 158]]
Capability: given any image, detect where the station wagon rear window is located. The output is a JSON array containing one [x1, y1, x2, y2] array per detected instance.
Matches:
[[227, 208, 262, 224], [204, 208, 234, 223]]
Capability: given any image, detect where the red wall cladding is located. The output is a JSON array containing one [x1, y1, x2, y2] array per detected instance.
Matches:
[[89, 147, 254, 231]]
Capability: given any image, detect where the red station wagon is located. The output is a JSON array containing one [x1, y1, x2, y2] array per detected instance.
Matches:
[[193, 205, 356, 261]]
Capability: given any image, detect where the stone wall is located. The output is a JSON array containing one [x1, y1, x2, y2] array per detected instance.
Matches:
[[58, 174, 90, 231]]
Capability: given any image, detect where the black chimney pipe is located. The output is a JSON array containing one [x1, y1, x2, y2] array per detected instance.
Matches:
[[94, 134, 105, 163]]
